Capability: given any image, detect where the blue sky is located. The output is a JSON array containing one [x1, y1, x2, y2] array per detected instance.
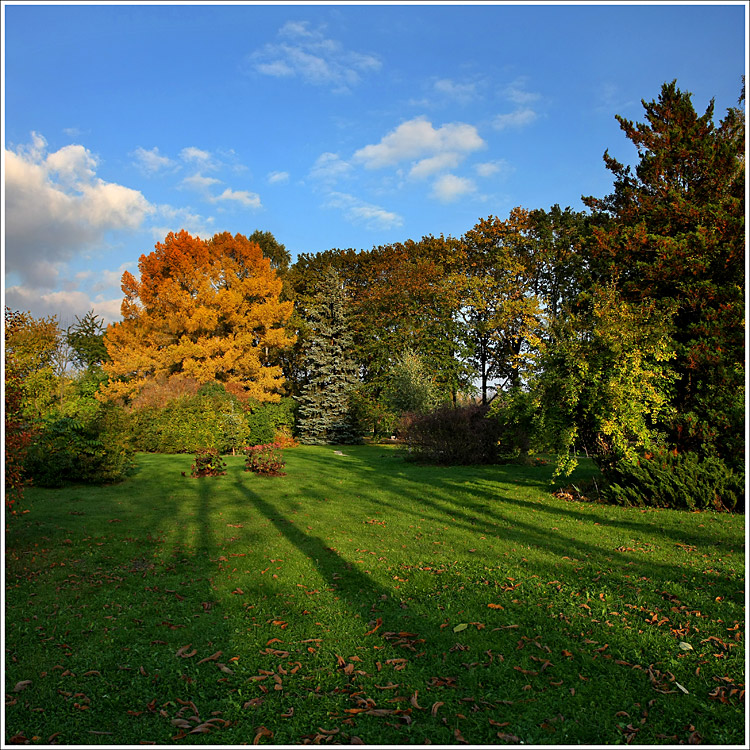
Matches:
[[3, 1, 746, 324]]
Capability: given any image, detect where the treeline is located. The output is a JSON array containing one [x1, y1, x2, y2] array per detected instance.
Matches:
[[5, 80, 745, 511]]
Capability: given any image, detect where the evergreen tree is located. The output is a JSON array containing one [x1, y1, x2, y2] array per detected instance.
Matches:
[[296, 269, 361, 445], [583, 79, 745, 467]]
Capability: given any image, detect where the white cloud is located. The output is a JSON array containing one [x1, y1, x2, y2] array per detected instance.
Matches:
[[493, 80, 542, 130], [309, 152, 352, 183], [4, 132, 154, 287], [267, 170, 290, 184], [475, 159, 511, 178], [211, 188, 262, 209], [133, 146, 175, 174], [503, 82, 541, 106], [250, 21, 381, 93], [4, 285, 124, 325], [409, 152, 462, 179], [324, 191, 403, 230], [180, 172, 222, 192], [431, 174, 477, 203], [434, 78, 477, 103], [180, 146, 213, 164], [353, 117, 485, 169], [152, 204, 215, 240], [493, 107, 538, 130]]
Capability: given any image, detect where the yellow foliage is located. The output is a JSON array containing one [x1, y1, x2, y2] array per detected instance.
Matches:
[[99, 230, 295, 405]]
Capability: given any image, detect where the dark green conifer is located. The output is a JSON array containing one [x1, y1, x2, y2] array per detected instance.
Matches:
[[296, 269, 361, 445]]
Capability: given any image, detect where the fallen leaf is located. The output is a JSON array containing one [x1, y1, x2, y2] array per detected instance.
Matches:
[[453, 623, 468, 633], [497, 733, 520, 743], [253, 726, 273, 745], [430, 701, 444, 717], [13, 680, 32, 692], [197, 651, 223, 664]]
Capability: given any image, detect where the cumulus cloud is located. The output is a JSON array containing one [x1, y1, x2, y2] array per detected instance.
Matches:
[[324, 191, 403, 231], [132, 146, 175, 174], [211, 187, 262, 209], [353, 117, 485, 170], [180, 146, 216, 167], [309, 152, 352, 183], [4, 285, 125, 325], [4, 132, 154, 287], [151, 204, 216, 241], [434, 78, 477, 103], [493, 79, 542, 130], [431, 174, 477, 203], [180, 172, 222, 192], [493, 108, 538, 130], [475, 159, 512, 178], [409, 152, 462, 179], [267, 170, 290, 184], [250, 20, 381, 93]]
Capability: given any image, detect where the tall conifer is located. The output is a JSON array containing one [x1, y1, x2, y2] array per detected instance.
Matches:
[[296, 269, 361, 445]]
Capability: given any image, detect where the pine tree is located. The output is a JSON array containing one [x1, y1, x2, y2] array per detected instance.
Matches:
[[296, 269, 361, 445]]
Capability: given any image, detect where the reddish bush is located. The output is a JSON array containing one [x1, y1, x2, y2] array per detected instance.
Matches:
[[189, 448, 227, 477], [244, 443, 286, 476], [402, 404, 499, 465]]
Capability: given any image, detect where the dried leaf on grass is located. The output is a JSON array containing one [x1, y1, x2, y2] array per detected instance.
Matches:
[[253, 726, 273, 744]]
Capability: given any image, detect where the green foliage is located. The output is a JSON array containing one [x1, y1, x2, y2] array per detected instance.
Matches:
[[402, 404, 500, 465], [244, 443, 286, 476], [189, 448, 227, 477], [24, 412, 133, 488], [603, 449, 744, 512], [127, 385, 251, 454], [534, 284, 677, 477], [381, 348, 444, 416], [296, 269, 363, 445], [66, 310, 109, 370], [488, 388, 536, 460], [583, 79, 745, 466]]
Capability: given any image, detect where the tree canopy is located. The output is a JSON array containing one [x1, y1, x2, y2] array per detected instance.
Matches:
[[99, 230, 295, 405]]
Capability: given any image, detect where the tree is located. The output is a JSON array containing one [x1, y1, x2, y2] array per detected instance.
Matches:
[[381, 348, 443, 416], [457, 209, 544, 403], [99, 230, 295, 405], [533, 285, 678, 477], [583, 79, 745, 466], [67, 310, 109, 371], [296, 269, 361, 444], [4, 308, 62, 421], [4, 309, 39, 511], [248, 230, 292, 277]]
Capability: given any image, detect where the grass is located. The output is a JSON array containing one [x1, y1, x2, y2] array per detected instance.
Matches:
[[4, 445, 745, 746]]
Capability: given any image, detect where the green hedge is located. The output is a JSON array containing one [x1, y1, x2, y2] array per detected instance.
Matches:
[[603, 448, 744, 512]]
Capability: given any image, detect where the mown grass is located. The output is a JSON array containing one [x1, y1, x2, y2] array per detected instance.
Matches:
[[4, 445, 745, 745]]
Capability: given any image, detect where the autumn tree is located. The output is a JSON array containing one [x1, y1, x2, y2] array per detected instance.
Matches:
[[99, 230, 295, 405], [457, 209, 545, 403], [583, 79, 745, 466], [353, 236, 468, 400], [296, 269, 361, 444]]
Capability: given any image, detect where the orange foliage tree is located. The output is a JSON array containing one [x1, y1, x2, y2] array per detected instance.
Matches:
[[99, 230, 295, 405]]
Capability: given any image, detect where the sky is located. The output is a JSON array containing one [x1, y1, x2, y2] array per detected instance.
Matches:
[[2, 1, 747, 325]]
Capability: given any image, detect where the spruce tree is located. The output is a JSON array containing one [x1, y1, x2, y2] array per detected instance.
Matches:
[[296, 269, 361, 445]]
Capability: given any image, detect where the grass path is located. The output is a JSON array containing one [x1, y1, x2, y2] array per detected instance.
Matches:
[[4, 445, 745, 745]]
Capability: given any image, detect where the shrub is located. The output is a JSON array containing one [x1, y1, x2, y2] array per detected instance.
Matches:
[[402, 404, 500, 465], [189, 448, 227, 478], [24, 412, 133, 488], [244, 443, 286, 476], [245, 405, 276, 446], [603, 448, 744, 512]]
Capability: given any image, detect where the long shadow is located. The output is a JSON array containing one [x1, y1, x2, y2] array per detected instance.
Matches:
[[286, 448, 743, 594]]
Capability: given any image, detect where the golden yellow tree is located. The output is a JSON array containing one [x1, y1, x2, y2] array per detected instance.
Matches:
[[99, 230, 295, 404]]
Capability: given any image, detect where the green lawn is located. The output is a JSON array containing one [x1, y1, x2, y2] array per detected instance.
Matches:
[[4, 445, 745, 745]]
